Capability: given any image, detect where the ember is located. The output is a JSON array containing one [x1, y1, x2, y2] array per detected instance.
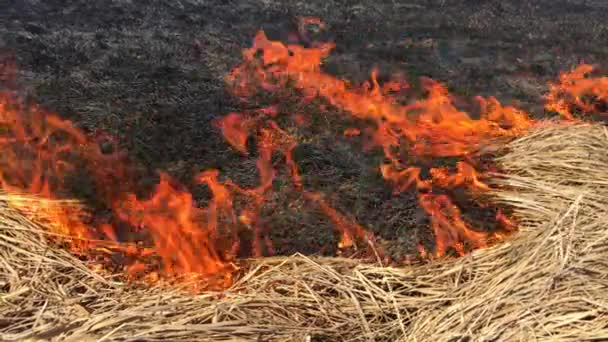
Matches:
[[0, 20, 603, 289]]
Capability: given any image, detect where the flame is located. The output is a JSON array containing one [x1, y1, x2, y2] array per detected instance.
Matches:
[[217, 110, 372, 253], [0, 95, 101, 245], [546, 64, 608, 120], [226, 29, 539, 257], [1, 21, 606, 288], [113, 172, 226, 277], [0, 93, 234, 288]]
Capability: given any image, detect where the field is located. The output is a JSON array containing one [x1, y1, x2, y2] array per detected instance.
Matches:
[[1, 1, 608, 340]]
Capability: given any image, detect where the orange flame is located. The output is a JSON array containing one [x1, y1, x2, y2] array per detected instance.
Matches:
[[1, 21, 607, 288], [546, 64, 608, 120], [0, 95, 99, 244], [226, 29, 539, 257], [217, 109, 373, 254], [113, 172, 227, 277], [0, 93, 233, 288]]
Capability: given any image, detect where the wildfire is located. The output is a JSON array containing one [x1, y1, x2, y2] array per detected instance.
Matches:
[[0, 20, 604, 289], [545, 63, 608, 120], [226, 30, 536, 258]]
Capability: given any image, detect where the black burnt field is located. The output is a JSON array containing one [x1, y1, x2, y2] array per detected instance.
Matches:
[[1, 0, 607, 260]]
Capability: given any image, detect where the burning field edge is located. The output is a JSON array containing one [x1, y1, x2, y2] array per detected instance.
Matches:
[[1, 122, 607, 341]]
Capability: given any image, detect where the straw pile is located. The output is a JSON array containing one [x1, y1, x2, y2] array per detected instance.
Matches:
[[1, 122, 607, 341]]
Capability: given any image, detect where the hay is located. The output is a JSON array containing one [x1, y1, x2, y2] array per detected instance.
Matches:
[[1, 122, 607, 341]]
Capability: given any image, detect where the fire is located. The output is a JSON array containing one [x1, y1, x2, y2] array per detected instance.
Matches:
[[0, 20, 605, 288], [0, 93, 233, 287], [114, 173, 226, 277], [227, 30, 536, 257], [0, 95, 103, 245], [545, 63, 608, 120]]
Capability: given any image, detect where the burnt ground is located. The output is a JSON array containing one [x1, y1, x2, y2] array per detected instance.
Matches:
[[1, 0, 607, 261]]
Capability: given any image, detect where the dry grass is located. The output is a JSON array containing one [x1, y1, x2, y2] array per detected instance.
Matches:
[[1, 122, 608, 341]]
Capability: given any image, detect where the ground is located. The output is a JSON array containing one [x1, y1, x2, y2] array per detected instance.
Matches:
[[1, 0, 607, 260]]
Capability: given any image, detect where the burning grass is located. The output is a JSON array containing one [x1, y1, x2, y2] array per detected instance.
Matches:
[[1, 122, 607, 341], [0, 27, 551, 284], [3, 18, 608, 340]]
